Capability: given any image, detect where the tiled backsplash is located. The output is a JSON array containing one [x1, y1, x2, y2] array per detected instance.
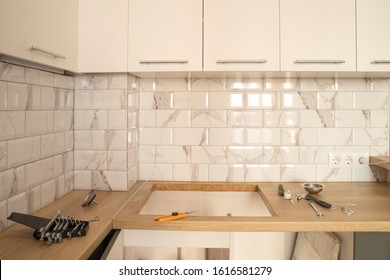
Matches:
[[0, 62, 74, 231], [138, 78, 389, 182], [73, 73, 139, 191], [1, 61, 389, 232]]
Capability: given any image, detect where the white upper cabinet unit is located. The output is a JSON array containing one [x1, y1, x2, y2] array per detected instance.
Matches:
[[0, 0, 78, 72], [357, 0, 390, 71], [78, 0, 128, 73], [204, 0, 279, 71], [280, 0, 356, 72], [128, 0, 202, 72]]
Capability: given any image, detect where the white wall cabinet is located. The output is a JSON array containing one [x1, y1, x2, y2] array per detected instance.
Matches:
[[280, 0, 356, 72], [204, 0, 279, 72], [0, 0, 78, 72], [128, 0, 202, 72], [357, 0, 390, 71], [78, 0, 128, 73]]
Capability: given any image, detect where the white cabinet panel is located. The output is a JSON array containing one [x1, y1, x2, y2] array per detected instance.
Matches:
[[128, 0, 202, 72], [204, 0, 279, 71], [78, 0, 128, 73], [357, 0, 390, 71], [0, 0, 78, 72], [280, 0, 356, 71]]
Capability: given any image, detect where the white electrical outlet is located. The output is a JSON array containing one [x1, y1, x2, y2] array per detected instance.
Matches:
[[354, 153, 369, 166], [342, 153, 354, 167], [329, 153, 341, 167]]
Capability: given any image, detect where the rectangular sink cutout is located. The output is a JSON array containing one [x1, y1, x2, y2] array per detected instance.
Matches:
[[140, 190, 272, 217]]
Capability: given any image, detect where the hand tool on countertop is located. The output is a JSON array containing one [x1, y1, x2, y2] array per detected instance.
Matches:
[[154, 211, 196, 222], [308, 200, 324, 217], [297, 194, 332, 208]]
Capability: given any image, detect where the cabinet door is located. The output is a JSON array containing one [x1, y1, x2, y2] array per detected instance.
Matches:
[[357, 0, 390, 71], [0, 0, 78, 72], [204, 0, 279, 71], [128, 0, 202, 72], [78, 0, 128, 73], [280, 0, 356, 71]]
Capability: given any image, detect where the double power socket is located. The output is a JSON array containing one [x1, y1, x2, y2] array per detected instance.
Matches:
[[328, 152, 369, 168]]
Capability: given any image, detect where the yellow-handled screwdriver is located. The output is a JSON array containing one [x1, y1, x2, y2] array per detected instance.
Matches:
[[154, 211, 196, 222]]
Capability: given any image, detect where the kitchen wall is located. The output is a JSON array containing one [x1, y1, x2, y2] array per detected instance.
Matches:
[[73, 73, 139, 191], [138, 77, 389, 182], [0, 62, 74, 231]]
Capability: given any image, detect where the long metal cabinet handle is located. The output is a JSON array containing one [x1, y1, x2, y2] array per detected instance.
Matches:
[[139, 60, 189, 64], [294, 59, 346, 64], [217, 59, 267, 64], [30, 45, 66, 59], [371, 60, 390, 64]]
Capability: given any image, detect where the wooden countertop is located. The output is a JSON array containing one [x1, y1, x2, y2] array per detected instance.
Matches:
[[114, 181, 390, 232], [1, 181, 390, 259], [0, 190, 134, 260]]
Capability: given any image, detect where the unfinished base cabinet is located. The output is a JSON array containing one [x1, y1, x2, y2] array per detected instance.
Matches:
[[104, 230, 296, 260], [354, 232, 390, 260]]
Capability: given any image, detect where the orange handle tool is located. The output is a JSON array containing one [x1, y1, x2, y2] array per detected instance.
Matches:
[[154, 211, 194, 222]]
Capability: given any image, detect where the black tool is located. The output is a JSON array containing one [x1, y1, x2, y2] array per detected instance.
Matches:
[[297, 194, 332, 209]]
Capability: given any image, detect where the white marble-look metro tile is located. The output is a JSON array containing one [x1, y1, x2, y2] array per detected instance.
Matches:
[[155, 78, 189, 91], [0, 200, 6, 231], [246, 128, 280, 145], [352, 166, 377, 182], [264, 78, 299, 91], [0, 81, 7, 110], [317, 92, 353, 110], [64, 171, 74, 192], [91, 130, 127, 150], [7, 83, 28, 110], [157, 110, 191, 127], [40, 86, 56, 109], [0, 141, 6, 170], [316, 164, 352, 182], [353, 92, 388, 110], [191, 78, 227, 91], [370, 146, 388, 156], [192, 110, 226, 128], [74, 130, 91, 149], [139, 163, 173, 181], [74, 110, 107, 129], [7, 136, 40, 167], [174, 91, 208, 109], [138, 146, 156, 163], [263, 146, 299, 164], [92, 89, 127, 110], [57, 89, 73, 110], [371, 110, 388, 128], [74, 73, 108, 90], [264, 110, 299, 127], [282, 92, 316, 109], [0, 166, 26, 201], [26, 85, 41, 110], [55, 74, 74, 90], [128, 110, 138, 129], [26, 158, 54, 188], [64, 131, 74, 151], [281, 164, 316, 182], [174, 128, 208, 145], [26, 111, 53, 136], [316, 128, 352, 146], [209, 128, 244, 145], [335, 110, 370, 128], [0, 111, 25, 140], [40, 179, 56, 207], [54, 110, 73, 132], [26, 68, 54, 87], [108, 151, 127, 171], [74, 170, 92, 190], [298, 78, 336, 91], [74, 150, 107, 170], [41, 133, 65, 157], [108, 73, 128, 89], [247, 92, 280, 109], [92, 170, 128, 191], [173, 164, 209, 181], [108, 110, 128, 129], [353, 128, 388, 146], [27, 185, 41, 213], [139, 128, 173, 145], [74, 90, 91, 109], [0, 62, 25, 83], [300, 110, 334, 128], [281, 128, 317, 146], [244, 164, 280, 182], [299, 146, 334, 164], [156, 146, 190, 163], [227, 146, 263, 164], [191, 146, 227, 164], [209, 92, 244, 109], [209, 164, 244, 182], [227, 77, 263, 91], [336, 79, 370, 92], [53, 152, 73, 177], [228, 111, 262, 127]]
